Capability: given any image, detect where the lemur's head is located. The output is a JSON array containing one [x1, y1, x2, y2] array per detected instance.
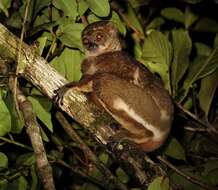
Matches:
[[82, 21, 122, 57]]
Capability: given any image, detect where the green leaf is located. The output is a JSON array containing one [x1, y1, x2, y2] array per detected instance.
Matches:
[[116, 167, 129, 184], [147, 176, 171, 190], [78, 0, 89, 16], [164, 137, 186, 160], [16, 153, 36, 166], [194, 18, 218, 33], [87, 14, 102, 23], [184, 6, 198, 29], [4, 93, 24, 134], [0, 152, 8, 169], [142, 31, 172, 92], [202, 160, 218, 186], [161, 7, 185, 24], [0, 92, 11, 136], [110, 11, 127, 36], [170, 167, 204, 190], [6, 12, 22, 29], [146, 17, 165, 30], [33, 7, 60, 30], [37, 36, 48, 55], [0, 0, 11, 17], [18, 176, 28, 190], [53, 0, 77, 19], [57, 23, 85, 51], [126, 3, 144, 35], [19, 0, 51, 22], [171, 29, 192, 96], [32, 0, 52, 19], [199, 70, 218, 117], [28, 96, 53, 132], [195, 42, 212, 56], [51, 48, 83, 81], [183, 47, 218, 99], [128, 0, 150, 8], [30, 166, 38, 190], [86, 0, 110, 17], [99, 152, 109, 165]]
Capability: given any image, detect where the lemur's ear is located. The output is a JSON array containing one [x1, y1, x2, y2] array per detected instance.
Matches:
[[106, 21, 119, 33]]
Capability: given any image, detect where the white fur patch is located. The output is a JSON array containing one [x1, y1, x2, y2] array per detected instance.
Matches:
[[133, 68, 140, 85], [113, 97, 166, 140]]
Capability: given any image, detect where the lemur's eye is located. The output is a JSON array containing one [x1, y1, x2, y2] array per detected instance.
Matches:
[[83, 38, 89, 45], [96, 33, 103, 41]]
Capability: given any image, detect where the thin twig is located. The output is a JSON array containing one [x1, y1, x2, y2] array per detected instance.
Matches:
[[81, 15, 88, 26], [13, 0, 30, 120], [8, 78, 56, 190], [45, 31, 56, 61], [184, 126, 209, 132], [110, 1, 144, 39], [55, 111, 129, 190], [56, 159, 108, 190], [177, 103, 218, 134], [157, 156, 217, 190], [0, 136, 32, 151]]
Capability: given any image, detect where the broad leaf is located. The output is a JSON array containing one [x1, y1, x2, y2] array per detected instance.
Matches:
[[37, 36, 48, 55], [0, 152, 8, 169], [110, 11, 127, 36], [202, 160, 218, 185], [87, 14, 102, 23], [86, 0, 110, 17], [6, 12, 22, 29], [28, 96, 53, 132], [195, 42, 212, 56], [33, 7, 60, 30], [0, 0, 11, 17], [51, 48, 83, 81], [164, 137, 186, 160], [116, 167, 129, 184], [57, 23, 84, 51], [0, 91, 11, 136], [199, 70, 218, 117], [16, 153, 36, 166], [78, 0, 89, 16], [126, 3, 144, 36], [53, 0, 77, 19], [182, 47, 218, 101], [161, 7, 185, 24], [194, 18, 218, 33], [170, 167, 205, 190], [184, 6, 198, 29], [129, 0, 151, 8], [18, 176, 28, 190], [147, 177, 171, 190], [4, 92, 23, 134], [146, 17, 165, 30], [142, 31, 172, 91], [19, 0, 51, 22], [171, 29, 192, 97]]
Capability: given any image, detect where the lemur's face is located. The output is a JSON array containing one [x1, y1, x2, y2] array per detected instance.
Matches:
[[82, 21, 122, 57]]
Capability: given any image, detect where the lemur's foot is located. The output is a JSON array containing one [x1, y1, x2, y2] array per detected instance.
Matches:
[[53, 86, 69, 106]]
